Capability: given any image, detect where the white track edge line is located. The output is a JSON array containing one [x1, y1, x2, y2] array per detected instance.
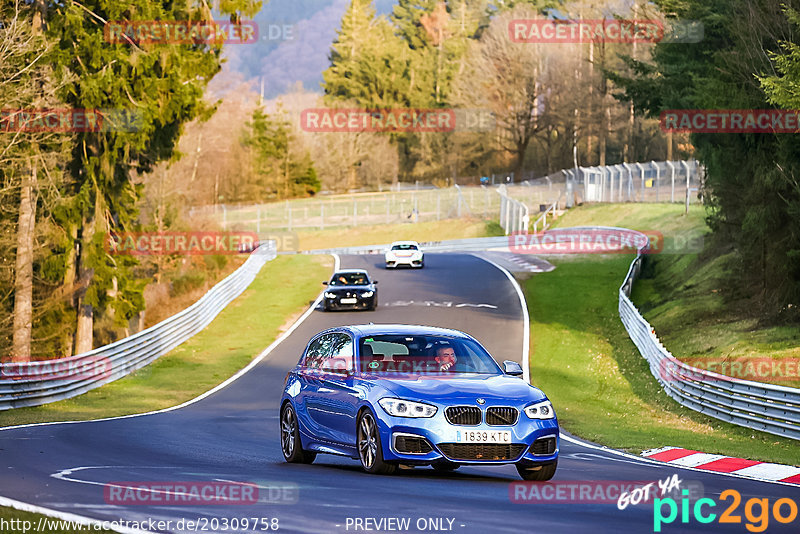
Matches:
[[0, 495, 154, 534], [473, 254, 530, 384], [476, 253, 800, 488], [0, 253, 340, 433]]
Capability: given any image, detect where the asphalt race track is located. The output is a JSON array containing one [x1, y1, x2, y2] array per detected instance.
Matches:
[[0, 253, 797, 533]]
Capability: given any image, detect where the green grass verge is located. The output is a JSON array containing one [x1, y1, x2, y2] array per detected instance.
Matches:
[[525, 203, 800, 465], [296, 218, 502, 251], [0, 254, 332, 428], [0, 507, 115, 533]]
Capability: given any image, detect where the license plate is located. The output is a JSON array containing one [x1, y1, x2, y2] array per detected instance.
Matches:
[[455, 430, 512, 444], [340, 298, 357, 304]]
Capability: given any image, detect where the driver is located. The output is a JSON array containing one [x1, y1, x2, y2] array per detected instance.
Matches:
[[434, 344, 457, 372]]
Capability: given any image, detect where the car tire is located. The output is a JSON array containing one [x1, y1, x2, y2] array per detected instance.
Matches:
[[431, 460, 459, 473], [369, 298, 377, 311], [516, 460, 557, 481], [280, 403, 316, 464], [357, 410, 396, 475]]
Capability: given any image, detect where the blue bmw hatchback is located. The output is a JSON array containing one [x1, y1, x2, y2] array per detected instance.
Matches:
[[280, 324, 559, 480]]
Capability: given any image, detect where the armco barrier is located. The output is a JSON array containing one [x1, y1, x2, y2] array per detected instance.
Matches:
[[312, 228, 800, 441], [617, 231, 800, 441], [0, 243, 276, 410]]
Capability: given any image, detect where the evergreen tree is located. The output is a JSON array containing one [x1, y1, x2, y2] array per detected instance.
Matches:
[[243, 107, 319, 200], [323, 0, 405, 108], [40, 0, 261, 353], [613, 0, 800, 319]]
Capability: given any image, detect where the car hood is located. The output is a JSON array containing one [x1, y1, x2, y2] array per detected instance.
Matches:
[[367, 374, 546, 405]]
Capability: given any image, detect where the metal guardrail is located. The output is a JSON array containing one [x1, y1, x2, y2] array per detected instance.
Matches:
[[618, 231, 800, 441], [303, 236, 511, 256], [0, 243, 277, 410]]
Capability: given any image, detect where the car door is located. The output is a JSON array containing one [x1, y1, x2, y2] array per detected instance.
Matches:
[[303, 333, 361, 446], [295, 334, 329, 440]]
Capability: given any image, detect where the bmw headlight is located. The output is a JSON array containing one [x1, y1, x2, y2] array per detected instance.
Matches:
[[324, 292, 336, 298], [379, 398, 437, 418], [524, 400, 555, 419], [361, 291, 374, 298]]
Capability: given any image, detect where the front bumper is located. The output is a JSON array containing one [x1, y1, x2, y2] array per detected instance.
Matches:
[[324, 295, 376, 310], [385, 255, 423, 267], [374, 409, 559, 465]]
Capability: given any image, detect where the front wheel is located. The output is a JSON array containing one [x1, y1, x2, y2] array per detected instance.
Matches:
[[516, 460, 557, 481], [280, 403, 316, 464], [357, 410, 396, 475]]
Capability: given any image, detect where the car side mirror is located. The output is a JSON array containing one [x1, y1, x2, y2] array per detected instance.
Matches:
[[373, 280, 378, 284], [503, 360, 524, 377], [322, 281, 328, 285]]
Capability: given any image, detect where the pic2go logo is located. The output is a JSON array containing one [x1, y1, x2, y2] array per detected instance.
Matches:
[[654, 489, 798, 532]]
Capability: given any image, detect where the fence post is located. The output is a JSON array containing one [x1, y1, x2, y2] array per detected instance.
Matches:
[[320, 201, 324, 230], [635, 162, 645, 201], [288, 206, 292, 231], [682, 160, 691, 213], [256, 207, 261, 234], [436, 190, 441, 221], [652, 161, 660, 202]]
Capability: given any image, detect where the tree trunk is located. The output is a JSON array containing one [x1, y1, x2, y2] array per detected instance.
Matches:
[[73, 201, 98, 355], [11, 162, 37, 363]]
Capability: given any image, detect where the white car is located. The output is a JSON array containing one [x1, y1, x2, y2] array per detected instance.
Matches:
[[384, 241, 424, 269]]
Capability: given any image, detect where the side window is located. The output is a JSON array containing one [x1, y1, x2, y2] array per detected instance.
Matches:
[[303, 333, 353, 373], [321, 333, 354, 373], [303, 336, 329, 369]]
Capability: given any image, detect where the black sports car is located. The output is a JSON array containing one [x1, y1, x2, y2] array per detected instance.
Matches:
[[322, 269, 378, 311]]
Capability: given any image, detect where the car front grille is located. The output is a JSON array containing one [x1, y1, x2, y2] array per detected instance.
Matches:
[[530, 436, 557, 456], [394, 434, 433, 455], [485, 407, 519, 426], [438, 443, 527, 461], [445, 406, 481, 426]]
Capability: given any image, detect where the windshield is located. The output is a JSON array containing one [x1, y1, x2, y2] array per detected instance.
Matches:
[[329, 272, 369, 286], [391, 244, 418, 251], [359, 335, 502, 375]]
